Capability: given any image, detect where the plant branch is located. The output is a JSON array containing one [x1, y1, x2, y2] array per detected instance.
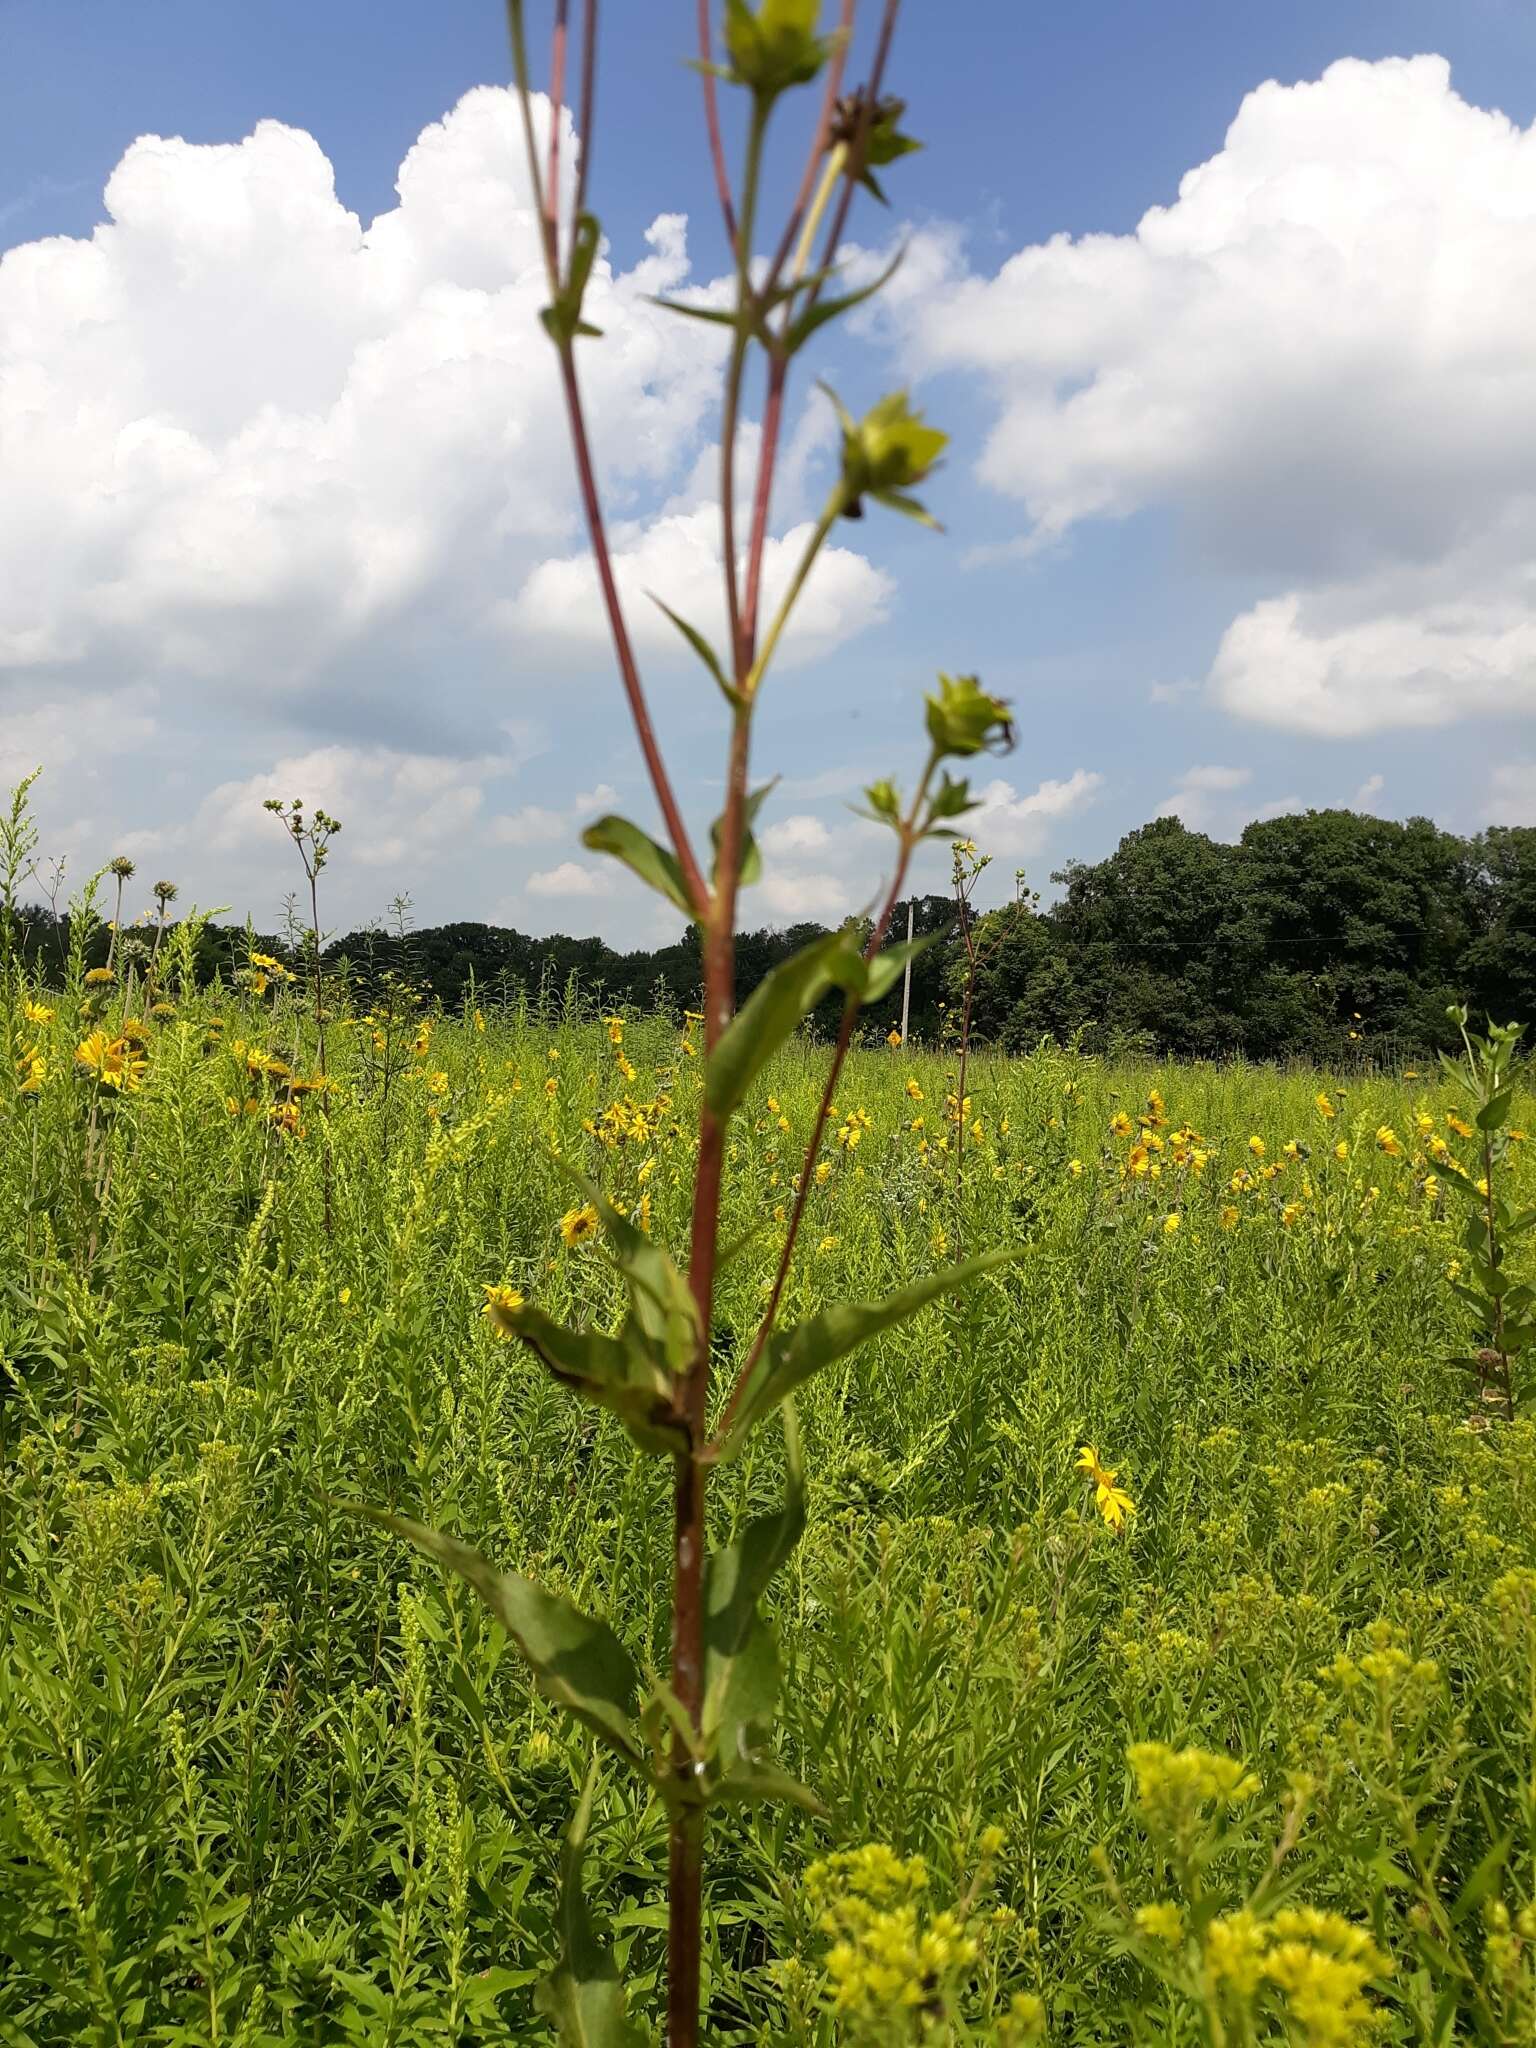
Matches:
[[721, 100, 770, 680], [696, 0, 738, 245], [545, 0, 570, 269], [574, 0, 598, 217], [712, 757, 939, 1449]]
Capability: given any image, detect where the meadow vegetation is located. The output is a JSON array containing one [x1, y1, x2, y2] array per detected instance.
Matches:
[[6, 2, 1536, 2042], [3, 910, 1536, 2043]]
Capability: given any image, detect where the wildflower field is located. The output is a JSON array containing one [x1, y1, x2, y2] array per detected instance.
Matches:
[[5, 948, 1536, 2045]]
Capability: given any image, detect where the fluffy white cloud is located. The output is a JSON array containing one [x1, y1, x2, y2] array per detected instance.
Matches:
[[488, 783, 617, 847], [526, 861, 606, 899], [964, 768, 1104, 857], [128, 743, 513, 873], [0, 87, 889, 755], [899, 55, 1536, 737], [511, 507, 891, 665], [760, 813, 832, 857], [0, 86, 906, 933]]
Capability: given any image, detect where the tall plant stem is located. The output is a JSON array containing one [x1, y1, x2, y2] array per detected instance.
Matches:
[[308, 867, 334, 1240], [721, 102, 769, 679], [715, 759, 937, 1447]]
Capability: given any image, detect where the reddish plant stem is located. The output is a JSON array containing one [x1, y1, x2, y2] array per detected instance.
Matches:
[[554, 346, 710, 915], [740, 359, 786, 660], [668, 710, 752, 2048], [574, 0, 598, 217], [715, 772, 933, 1447], [545, 0, 570, 265], [696, 0, 737, 244]]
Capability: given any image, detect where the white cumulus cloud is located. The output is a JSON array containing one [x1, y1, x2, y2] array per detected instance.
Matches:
[[965, 768, 1104, 857], [897, 54, 1536, 738]]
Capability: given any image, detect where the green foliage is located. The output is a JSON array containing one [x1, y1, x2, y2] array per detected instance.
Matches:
[[581, 816, 698, 922], [4, 986, 1536, 2037]]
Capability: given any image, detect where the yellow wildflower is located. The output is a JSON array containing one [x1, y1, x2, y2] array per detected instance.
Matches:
[[1076, 1445, 1135, 1531], [559, 1203, 599, 1248], [75, 1030, 146, 1092], [1315, 1091, 1335, 1119], [84, 966, 115, 986], [1248, 1135, 1265, 1158], [1375, 1125, 1400, 1157], [22, 998, 54, 1025], [1446, 1111, 1474, 1140], [482, 1283, 526, 1335]]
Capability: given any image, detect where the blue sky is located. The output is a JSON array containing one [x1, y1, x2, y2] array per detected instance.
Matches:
[[3, 1, 1535, 941]]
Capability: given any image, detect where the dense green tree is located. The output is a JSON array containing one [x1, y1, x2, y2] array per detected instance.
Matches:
[[13, 806, 1530, 1057]]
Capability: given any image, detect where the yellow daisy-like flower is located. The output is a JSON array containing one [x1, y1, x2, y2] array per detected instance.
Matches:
[[1445, 1111, 1474, 1140], [1109, 1110, 1134, 1137], [559, 1203, 600, 1248], [1334, 1139, 1349, 1161], [1375, 1125, 1401, 1157], [22, 998, 55, 1025], [1162, 1212, 1181, 1235], [906, 1077, 924, 1101], [545, 1075, 559, 1096], [482, 1283, 526, 1336], [75, 1030, 146, 1092], [815, 1160, 833, 1184], [1076, 1445, 1136, 1531], [84, 966, 115, 986], [1248, 1135, 1265, 1158], [1314, 1091, 1335, 1119]]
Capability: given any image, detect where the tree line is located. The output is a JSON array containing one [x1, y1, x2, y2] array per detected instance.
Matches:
[[13, 809, 1534, 1060]]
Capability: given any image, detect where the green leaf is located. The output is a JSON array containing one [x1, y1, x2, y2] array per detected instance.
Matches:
[[703, 1407, 809, 1790], [719, 1247, 1025, 1456], [1478, 1088, 1515, 1132], [547, 1157, 701, 1377], [710, 1759, 829, 1814], [535, 1760, 643, 2047], [541, 214, 606, 345], [581, 815, 697, 920], [648, 294, 750, 332], [496, 1302, 688, 1456], [704, 928, 858, 1118], [648, 595, 741, 706], [781, 246, 904, 356], [338, 1505, 644, 1769], [711, 781, 778, 893]]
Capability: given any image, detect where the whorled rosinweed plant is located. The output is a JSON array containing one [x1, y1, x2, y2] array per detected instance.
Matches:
[[347, 4, 1018, 2041]]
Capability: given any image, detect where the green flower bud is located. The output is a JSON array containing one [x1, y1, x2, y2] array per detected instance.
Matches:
[[722, 0, 829, 98], [833, 389, 948, 525], [924, 674, 1013, 759]]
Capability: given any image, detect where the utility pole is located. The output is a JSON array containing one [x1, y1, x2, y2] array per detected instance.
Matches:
[[899, 898, 914, 1045]]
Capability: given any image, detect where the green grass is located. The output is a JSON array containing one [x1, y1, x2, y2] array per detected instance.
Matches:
[[3, 972, 1535, 2042]]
